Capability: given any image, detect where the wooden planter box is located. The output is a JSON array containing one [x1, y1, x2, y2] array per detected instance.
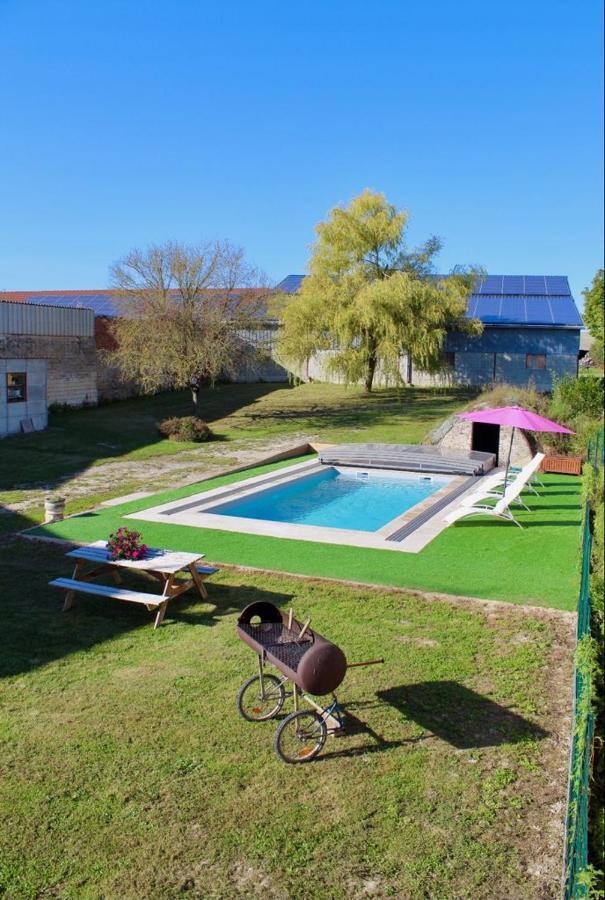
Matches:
[[541, 455, 583, 476]]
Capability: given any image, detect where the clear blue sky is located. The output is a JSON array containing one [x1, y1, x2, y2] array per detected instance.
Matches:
[[1, 0, 603, 305]]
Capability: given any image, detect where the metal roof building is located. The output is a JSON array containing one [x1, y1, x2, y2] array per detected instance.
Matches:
[[0, 301, 97, 436], [275, 274, 583, 329], [274, 273, 583, 391], [0, 274, 584, 396]]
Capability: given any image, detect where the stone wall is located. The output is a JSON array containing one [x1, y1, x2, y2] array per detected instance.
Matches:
[[96, 357, 141, 401], [0, 334, 97, 409], [292, 326, 581, 391], [428, 414, 535, 468]]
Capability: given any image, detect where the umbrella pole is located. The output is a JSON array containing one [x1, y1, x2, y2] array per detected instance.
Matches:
[[503, 427, 515, 489]]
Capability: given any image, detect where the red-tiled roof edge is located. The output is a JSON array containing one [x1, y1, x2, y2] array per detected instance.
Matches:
[[0, 287, 269, 300], [0, 290, 116, 300]]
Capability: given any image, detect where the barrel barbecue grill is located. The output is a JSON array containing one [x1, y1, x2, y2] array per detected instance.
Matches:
[[236, 601, 382, 763]]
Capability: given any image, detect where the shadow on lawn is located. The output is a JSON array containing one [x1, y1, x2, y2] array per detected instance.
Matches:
[[173, 581, 294, 628], [0, 538, 294, 678], [316, 705, 428, 762], [378, 682, 547, 749], [0, 383, 286, 492], [315, 682, 546, 760], [453, 519, 581, 528], [233, 386, 477, 430]]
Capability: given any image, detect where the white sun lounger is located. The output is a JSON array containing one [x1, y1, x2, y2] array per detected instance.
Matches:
[[444, 473, 531, 528], [480, 453, 545, 496], [459, 453, 545, 509]]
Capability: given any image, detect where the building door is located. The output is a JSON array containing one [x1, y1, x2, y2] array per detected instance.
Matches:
[[471, 422, 500, 465]]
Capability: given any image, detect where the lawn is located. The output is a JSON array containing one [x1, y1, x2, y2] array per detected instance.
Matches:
[[30, 457, 583, 610], [0, 537, 572, 899], [0, 382, 475, 492]]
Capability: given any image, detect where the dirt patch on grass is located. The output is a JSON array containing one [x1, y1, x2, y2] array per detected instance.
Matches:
[[397, 635, 440, 647], [3, 435, 311, 515]]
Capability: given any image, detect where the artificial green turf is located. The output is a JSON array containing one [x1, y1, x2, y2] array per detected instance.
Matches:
[[29, 457, 583, 611]]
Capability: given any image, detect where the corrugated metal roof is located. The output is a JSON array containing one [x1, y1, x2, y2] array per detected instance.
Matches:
[[274, 274, 583, 327], [0, 301, 94, 337]]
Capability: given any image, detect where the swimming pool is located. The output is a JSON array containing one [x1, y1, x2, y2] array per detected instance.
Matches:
[[206, 467, 451, 532], [129, 458, 472, 553]]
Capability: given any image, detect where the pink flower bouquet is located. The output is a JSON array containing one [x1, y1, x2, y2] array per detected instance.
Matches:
[[107, 527, 148, 561]]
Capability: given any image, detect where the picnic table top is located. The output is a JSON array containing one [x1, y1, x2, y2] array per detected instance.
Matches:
[[67, 540, 205, 574]]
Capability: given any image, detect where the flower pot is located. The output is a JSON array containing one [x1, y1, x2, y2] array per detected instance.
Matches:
[[45, 496, 66, 523]]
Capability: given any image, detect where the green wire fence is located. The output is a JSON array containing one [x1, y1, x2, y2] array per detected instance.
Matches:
[[563, 430, 603, 899]]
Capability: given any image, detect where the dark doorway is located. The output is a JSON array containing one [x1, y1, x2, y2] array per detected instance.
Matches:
[[471, 422, 500, 465]]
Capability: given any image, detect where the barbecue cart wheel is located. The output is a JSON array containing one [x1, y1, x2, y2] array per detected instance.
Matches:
[[237, 674, 286, 722], [274, 710, 327, 764]]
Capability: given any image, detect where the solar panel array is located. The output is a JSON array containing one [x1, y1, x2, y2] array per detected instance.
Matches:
[[474, 275, 571, 296], [275, 274, 305, 294], [466, 294, 583, 326], [9, 275, 583, 327], [276, 273, 581, 327], [24, 293, 120, 317]]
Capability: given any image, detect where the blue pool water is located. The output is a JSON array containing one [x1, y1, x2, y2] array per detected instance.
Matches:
[[207, 467, 451, 532]]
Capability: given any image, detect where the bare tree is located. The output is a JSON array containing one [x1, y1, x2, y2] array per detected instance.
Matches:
[[108, 240, 271, 416]]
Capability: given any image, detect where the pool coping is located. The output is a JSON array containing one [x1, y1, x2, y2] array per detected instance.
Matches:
[[126, 458, 480, 553]]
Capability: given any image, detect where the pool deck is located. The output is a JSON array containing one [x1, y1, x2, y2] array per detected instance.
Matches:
[[127, 458, 482, 553]]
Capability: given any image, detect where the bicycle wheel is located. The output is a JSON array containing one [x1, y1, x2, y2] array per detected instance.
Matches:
[[274, 710, 327, 763], [237, 674, 286, 722]]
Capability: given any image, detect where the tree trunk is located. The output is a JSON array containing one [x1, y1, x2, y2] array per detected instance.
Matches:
[[406, 351, 413, 385], [191, 386, 201, 417], [364, 355, 377, 393]]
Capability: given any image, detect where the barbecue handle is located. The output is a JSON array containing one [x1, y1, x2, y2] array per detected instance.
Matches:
[[347, 658, 384, 668]]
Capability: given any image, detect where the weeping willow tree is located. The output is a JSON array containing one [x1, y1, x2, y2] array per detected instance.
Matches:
[[276, 190, 483, 391]]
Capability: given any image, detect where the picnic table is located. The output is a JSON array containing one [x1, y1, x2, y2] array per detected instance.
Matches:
[[49, 540, 219, 629]]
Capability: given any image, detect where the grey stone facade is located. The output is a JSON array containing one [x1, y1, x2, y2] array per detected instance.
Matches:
[[300, 325, 581, 391], [428, 414, 535, 468], [0, 303, 97, 436], [1, 335, 98, 408]]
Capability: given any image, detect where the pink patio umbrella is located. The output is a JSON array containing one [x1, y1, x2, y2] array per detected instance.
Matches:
[[458, 406, 575, 487]]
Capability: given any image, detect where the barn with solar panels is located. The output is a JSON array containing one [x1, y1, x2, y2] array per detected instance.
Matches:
[[275, 274, 583, 391]]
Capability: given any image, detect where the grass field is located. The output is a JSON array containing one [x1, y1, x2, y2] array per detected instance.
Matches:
[[0, 537, 572, 899], [1, 384, 582, 896], [31, 457, 583, 610], [0, 383, 475, 492]]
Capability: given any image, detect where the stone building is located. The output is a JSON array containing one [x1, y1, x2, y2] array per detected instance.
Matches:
[[0, 301, 97, 436], [0, 289, 289, 401], [428, 411, 536, 468]]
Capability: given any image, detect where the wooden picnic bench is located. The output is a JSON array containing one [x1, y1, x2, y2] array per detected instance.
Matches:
[[49, 540, 220, 629]]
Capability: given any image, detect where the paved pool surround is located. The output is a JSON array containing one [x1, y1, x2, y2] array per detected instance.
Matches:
[[128, 458, 482, 553]]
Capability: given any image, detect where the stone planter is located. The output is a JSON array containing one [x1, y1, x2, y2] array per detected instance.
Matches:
[[541, 455, 583, 476], [44, 496, 66, 523]]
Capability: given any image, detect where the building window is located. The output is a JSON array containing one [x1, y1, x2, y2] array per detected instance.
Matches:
[[526, 354, 547, 370], [7, 372, 27, 403], [442, 351, 455, 368]]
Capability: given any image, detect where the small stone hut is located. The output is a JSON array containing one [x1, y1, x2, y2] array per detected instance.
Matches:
[[428, 410, 537, 469]]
